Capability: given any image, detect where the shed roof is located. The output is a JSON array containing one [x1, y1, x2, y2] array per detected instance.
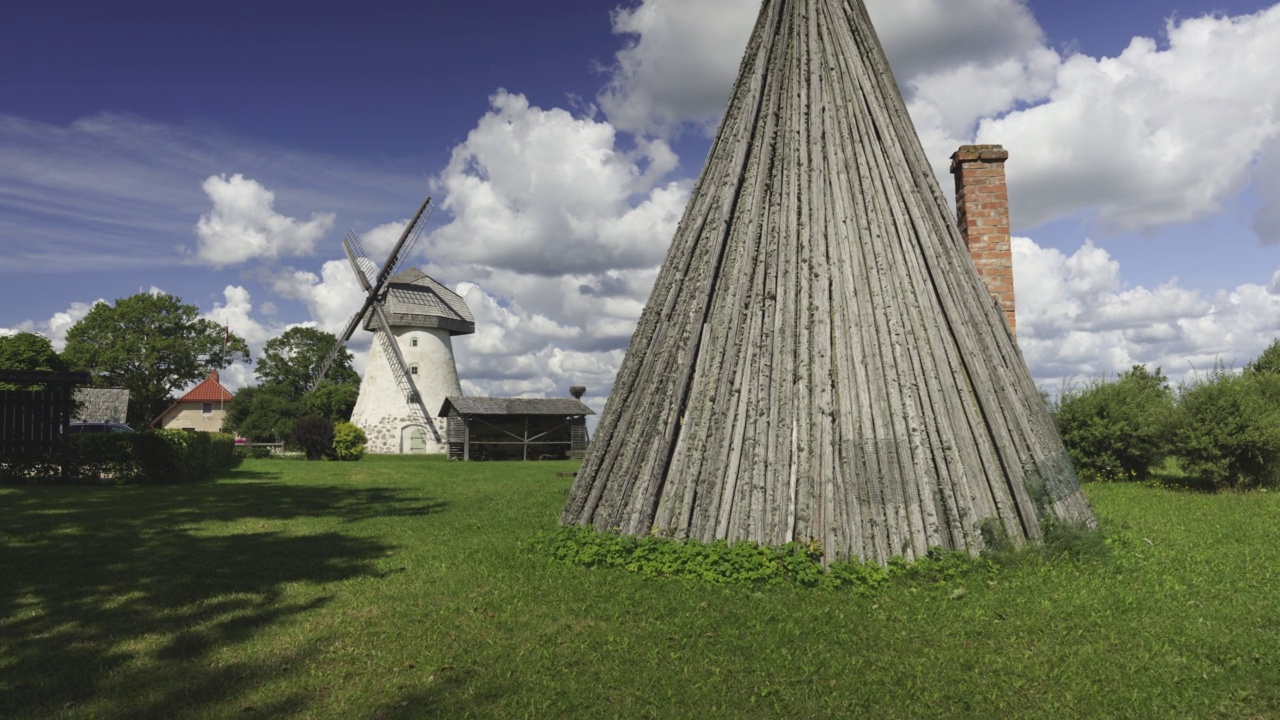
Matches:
[[440, 397, 595, 417], [74, 388, 130, 423]]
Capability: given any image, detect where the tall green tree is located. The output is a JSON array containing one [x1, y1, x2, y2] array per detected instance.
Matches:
[[62, 293, 250, 426], [256, 326, 358, 398], [303, 381, 360, 423], [0, 332, 70, 390], [224, 381, 357, 443], [223, 384, 303, 442], [1246, 338, 1280, 376]]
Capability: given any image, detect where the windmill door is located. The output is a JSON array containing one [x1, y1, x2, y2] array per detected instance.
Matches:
[[403, 426, 428, 454]]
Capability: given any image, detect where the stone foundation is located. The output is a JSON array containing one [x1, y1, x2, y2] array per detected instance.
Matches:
[[360, 414, 450, 455]]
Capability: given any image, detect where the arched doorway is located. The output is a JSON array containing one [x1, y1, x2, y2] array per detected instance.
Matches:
[[401, 425, 429, 454]]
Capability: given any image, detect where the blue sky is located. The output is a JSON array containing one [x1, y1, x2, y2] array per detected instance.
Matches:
[[3, 0, 1280, 405]]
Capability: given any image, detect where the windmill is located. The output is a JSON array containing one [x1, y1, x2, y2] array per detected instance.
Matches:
[[311, 196, 475, 454]]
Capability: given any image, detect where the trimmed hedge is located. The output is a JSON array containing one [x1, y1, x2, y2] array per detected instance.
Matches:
[[0, 430, 239, 485]]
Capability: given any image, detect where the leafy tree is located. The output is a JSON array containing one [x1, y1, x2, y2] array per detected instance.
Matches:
[[304, 381, 360, 423], [62, 293, 249, 426], [224, 381, 357, 444], [1174, 365, 1280, 490], [257, 326, 358, 398], [0, 332, 68, 373], [1053, 365, 1175, 482], [234, 327, 359, 436], [223, 384, 303, 443], [1245, 338, 1280, 376], [0, 332, 68, 389]]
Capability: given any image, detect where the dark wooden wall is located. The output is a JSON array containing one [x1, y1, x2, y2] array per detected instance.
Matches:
[[447, 414, 589, 461], [1, 387, 76, 456]]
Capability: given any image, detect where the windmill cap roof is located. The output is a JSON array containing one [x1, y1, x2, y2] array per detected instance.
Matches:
[[366, 268, 475, 335]]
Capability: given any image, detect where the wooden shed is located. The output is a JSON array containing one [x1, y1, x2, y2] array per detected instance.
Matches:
[[0, 370, 91, 457], [439, 397, 593, 461]]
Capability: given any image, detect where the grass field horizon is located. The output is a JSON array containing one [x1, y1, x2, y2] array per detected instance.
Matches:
[[3, 455, 1278, 718]]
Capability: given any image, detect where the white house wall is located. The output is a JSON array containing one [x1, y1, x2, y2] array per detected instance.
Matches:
[[351, 327, 461, 454], [158, 403, 227, 433]]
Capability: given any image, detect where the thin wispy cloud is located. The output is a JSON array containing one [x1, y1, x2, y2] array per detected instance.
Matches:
[[4, 0, 1280, 409], [0, 113, 430, 274]]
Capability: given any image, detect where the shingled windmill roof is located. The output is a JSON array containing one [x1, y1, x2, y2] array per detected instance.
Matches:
[[562, 0, 1094, 565], [365, 267, 475, 336]]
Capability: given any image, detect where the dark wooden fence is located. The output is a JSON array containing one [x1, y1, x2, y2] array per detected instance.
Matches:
[[0, 371, 91, 457]]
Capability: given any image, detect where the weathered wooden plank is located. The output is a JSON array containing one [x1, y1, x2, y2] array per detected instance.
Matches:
[[562, 0, 1095, 564]]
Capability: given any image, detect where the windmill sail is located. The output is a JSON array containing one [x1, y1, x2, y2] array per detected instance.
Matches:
[[308, 198, 434, 393], [562, 0, 1094, 564]]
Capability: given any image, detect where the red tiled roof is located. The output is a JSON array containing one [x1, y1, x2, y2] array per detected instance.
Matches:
[[177, 371, 233, 403]]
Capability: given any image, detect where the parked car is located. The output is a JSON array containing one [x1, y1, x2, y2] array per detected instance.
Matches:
[[68, 422, 135, 435]]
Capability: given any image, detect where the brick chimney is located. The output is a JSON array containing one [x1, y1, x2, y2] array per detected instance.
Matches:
[[951, 144, 1015, 338]]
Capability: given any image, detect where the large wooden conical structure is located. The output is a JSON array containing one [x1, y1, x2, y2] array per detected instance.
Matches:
[[562, 0, 1094, 564]]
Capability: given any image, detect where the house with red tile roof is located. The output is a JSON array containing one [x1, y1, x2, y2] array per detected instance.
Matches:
[[151, 370, 233, 432]]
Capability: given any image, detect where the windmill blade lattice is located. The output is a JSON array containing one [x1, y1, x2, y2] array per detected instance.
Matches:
[[307, 197, 435, 394]]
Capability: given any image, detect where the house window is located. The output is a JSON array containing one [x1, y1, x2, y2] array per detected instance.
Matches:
[[411, 337, 419, 347], [202, 403, 213, 414], [410, 364, 419, 376]]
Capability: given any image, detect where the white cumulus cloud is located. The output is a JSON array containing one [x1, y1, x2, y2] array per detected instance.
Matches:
[[0, 300, 105, 351], [267, 260, 367, 338], [1015, 237, 1280, 386], [428, 91, 687, 277], [983, 6, 1280, 233], [194, 173, 336, 268]]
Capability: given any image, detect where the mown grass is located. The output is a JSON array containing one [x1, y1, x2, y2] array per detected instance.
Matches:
[[2, 456, 1278, 719]]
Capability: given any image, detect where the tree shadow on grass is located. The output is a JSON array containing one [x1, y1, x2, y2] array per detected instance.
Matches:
[[368, 667, 508, 720], [0, 479, 448, 719]]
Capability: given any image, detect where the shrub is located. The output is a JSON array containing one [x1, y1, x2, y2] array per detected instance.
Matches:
[[1174, 366, 1280, 490], [1052, 365, 1175, 482], [235, 444, 274, 460], [290, 416, 334, 461], [329, 422, 367, 461], [10, 430, 240, 485]]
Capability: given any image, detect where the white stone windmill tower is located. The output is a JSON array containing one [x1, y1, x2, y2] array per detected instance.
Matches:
[[311, 196, 475, 454]]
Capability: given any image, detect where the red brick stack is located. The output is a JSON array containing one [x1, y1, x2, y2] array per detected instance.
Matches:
[[951, 144, 1015, 338]]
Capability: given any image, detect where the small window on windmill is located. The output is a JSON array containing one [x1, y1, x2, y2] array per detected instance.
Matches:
[[410, 364, 419, 376], [411, 337, 419, 347]]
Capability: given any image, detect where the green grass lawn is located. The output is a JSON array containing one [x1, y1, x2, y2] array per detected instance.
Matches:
[[2, 456, 1278, 719]]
